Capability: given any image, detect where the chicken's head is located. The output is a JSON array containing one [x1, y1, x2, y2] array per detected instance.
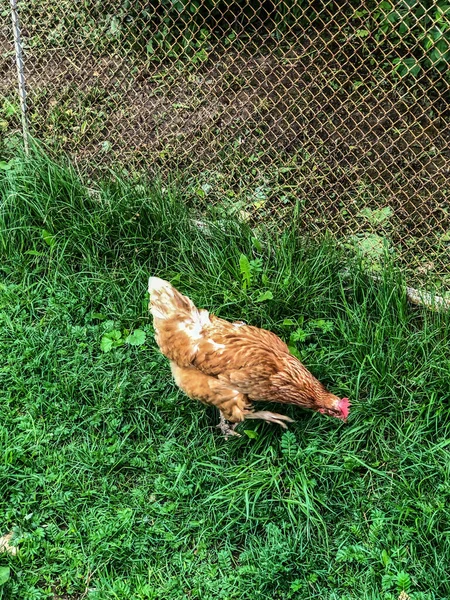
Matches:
[[318, 396, 350, 420]]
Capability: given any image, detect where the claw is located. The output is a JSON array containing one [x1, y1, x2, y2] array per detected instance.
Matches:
[[217, 414, 241, 439], [244, 411, 294, 429]]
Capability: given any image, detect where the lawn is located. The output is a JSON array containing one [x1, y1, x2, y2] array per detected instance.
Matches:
[[1, 148, 450, 599]]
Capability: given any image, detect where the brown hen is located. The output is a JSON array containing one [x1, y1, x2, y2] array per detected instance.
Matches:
[[148, 277, 350, 438]]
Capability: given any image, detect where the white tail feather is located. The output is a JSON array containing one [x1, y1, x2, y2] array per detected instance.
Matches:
[[148, 277, 171, 294], [148, 276, 211, 338]]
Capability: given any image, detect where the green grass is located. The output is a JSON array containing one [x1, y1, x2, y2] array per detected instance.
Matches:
[[1, 148, 450, 600]]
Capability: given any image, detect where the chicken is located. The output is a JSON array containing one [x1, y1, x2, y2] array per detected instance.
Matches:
[[148, 277, 350, 438]]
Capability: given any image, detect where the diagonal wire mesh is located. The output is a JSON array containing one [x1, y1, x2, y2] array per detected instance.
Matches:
[[1, 1, 449, 287]]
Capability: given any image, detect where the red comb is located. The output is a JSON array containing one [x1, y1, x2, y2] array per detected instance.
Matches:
[[338, 397, 351, 420]]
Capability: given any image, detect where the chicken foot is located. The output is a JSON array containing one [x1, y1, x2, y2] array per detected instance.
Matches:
[[216, 413, 241, 439], [244, 411, 294, 429], [217, 410, 294, 439]]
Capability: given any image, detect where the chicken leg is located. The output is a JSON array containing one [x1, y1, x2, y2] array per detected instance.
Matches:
[[170, 362, 294, 439], [217, 410, 293, 438]]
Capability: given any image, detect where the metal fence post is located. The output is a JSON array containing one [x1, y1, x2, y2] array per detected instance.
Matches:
[[10, 0, 29, 154]]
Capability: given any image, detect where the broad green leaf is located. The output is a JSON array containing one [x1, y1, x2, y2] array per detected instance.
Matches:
[[239, 254, 251, 290], [393, 57, 421, 77], [288, 345, 302, 359], [244, 430, 258, 439], [109, 16, 120, 36], [349, 233, 390, 270], [41, 229, 55, 247], [192, 49, 208, 63], [105, 330, 122, 341], [90, 313, 106, 321], [253, 200, 266, 209], [100, 336, 114, 353], [252, 237, 263, 252], [0, 567, 10, 586], [359, 206, 393, 225], [3, 100, 17, 116], [256, 290, 273, 302], [125, 329, 146, 346], [282, 319, 296, 327]]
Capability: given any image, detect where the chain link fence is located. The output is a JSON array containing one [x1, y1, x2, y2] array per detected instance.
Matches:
[[1, 1, 449, 287]]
